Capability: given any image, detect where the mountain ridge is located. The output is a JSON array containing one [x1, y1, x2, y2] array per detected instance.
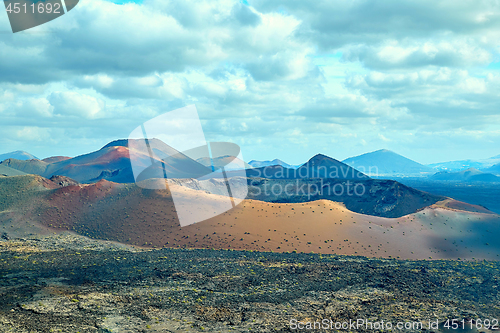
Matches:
[[248, 158, 296, 169], [431, 168, 500, 182], [0, 139, 211, 183], [244, 153, 369, 180]]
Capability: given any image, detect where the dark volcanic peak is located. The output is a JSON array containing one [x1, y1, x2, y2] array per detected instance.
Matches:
[[306, 153, 338, 165], [0, 150, 38, 162], [298, 153, 369, 180], [49, 175, 79, 187], [343, 149, 432, 176], [243, 153, 368, 180]]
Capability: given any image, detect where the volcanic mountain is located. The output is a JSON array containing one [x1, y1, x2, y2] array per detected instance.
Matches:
[[0, 174, 498, 260], [343, 149, 433, 176], [244, 154, 369, 180], [0, 150, 38, 161], [0, 139, 211, 183]]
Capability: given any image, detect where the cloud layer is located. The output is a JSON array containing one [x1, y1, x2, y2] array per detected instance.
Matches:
[[1, 0, 500, 163]]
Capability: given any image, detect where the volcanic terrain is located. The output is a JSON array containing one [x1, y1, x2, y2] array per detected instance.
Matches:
[[1, 174, 498, 260]]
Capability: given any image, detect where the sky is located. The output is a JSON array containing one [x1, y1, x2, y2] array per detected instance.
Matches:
[[1, 0, 500, 165]]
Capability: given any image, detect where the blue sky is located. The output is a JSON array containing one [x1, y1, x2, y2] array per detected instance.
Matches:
[[1, 0, 500, 164]]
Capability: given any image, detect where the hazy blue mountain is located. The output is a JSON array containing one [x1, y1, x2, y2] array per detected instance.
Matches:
[[484, 163, 500, 175], [430, 168, 500, 182], [427, 160, 484, 171], [248, 159, 297, 169], [342, 149, 433, 176], [0, 151, 38, 162], [428, 154, 500, 171]]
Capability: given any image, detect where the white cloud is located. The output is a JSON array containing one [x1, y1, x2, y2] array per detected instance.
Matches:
[[49, 92, 105, 119], [1, 0, 500, 163], [342, 39, 493, 69], [15, 127, 51, 142]]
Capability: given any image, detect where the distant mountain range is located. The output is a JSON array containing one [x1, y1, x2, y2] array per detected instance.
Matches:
[[342, 149, 433, 176], [0, 139, 212, 183], [2, 142, 370, 182], [248, 159, 297, 169], [4, 143, 500, 183], [484, 163, 500, 175], [430, 168, 500, 182], [0, 150, 38, 161], [251, 149, 500, 180], [428, 155, 500, 172]]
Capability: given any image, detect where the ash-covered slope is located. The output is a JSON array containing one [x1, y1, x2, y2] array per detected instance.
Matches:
[[0, 164, 27, 177]]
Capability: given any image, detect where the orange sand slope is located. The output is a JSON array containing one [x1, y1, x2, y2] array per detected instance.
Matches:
[[1, 176, 499, 260], [160, 185, 500, 260]]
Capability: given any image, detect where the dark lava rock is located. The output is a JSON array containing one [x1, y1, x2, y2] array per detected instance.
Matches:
[[0, 236, 499, 332], [49, 175, 79, 187]]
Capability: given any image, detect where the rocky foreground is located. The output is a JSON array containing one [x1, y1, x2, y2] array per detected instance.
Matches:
[[0, 234, 499, 332]]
